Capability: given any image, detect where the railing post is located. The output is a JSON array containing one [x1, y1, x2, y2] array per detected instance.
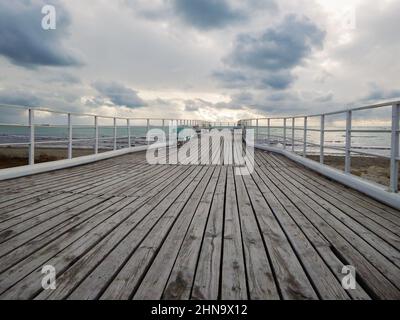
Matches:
[[147, 119, 150, 145], [94, 116, 99, 154], [256, 119, 259, 143], [390, 104, 400, 192], [127, 119, 131, 148], [292, 117, 295, 152], [303, 116, 307, 157], [345, 110, 352, 173], [29, 108, 35, 165], [162, 119, 166, 143], [320, 115, 325, 164], [283, 118, 287, 149], [113, 117, 117, 151], [267, 118, 271, 143], [68, 113, 72, 159]]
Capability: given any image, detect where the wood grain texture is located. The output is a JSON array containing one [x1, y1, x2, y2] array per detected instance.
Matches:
[[0, 146, 399, 300]]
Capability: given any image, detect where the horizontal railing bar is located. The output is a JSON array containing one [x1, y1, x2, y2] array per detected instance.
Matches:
[[257, 134, 392, 158], [350, 129, 391, 133], [0, 123, 28, 127], [35, 140, 69, 144], [240, 100, 400, 121], [71, 138, 96, 142], [0, 142, 30, 146], [0, 104, 207, 123]]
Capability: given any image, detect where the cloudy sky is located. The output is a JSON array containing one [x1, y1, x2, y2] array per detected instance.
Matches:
[[1, 0, 400, 122]]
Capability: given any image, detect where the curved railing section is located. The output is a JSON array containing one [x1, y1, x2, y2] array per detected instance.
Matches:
[[239, 100, 400, 207]]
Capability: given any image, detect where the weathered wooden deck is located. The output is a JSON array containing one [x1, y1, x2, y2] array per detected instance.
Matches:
[[0, 146, 399, 300]]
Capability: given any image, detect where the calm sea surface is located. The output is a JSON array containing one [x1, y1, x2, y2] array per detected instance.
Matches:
[[0, 125, 392, 157]]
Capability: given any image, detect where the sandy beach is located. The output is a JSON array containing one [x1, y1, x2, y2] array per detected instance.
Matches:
[[0, 147, 105, 169], [308, 155, 395, 187]]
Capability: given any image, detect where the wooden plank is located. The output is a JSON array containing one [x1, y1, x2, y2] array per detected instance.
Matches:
[[135, 167, 220, 300], [0, 191, 54, 210], [0, 196, 136, 297], [0, 195, 108, 258], [268, 153, 400, 227], [2, 165, 196, 299], [93, 165, 172, 196], [191, 166, 227, 300], [271, 153, 400, 217], [66, 166, 206, 300], [0, 157, 136, 194], [71, 163, 166, 196], [250, 164, 356, 299], [0, 196, 124, 274], [234, 173, 280, 299], [3, 153, 149, 194], [0, 193, 83, 232], [257, 152, 400, 269], [34, 165, 200, 300], [239, 169, 318, 299], [265, 153, 400, 236], [255, 151, 400, 299], [220, 166, 247, 300], [3, 166, 183, 274], [103, 167, 217, 300]]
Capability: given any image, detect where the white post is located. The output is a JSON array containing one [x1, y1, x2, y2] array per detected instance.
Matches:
[[345, 110, 352, 173], [303, 116, 308, 157], [29, 109, 35, 165], [267, 118, 271, 143], [283, 118, 287, 149], [68, 113, 72, 159], [390, 104, 400, 192], [292, 117, 295, 152], [113, 117, 117, 151], [320, 115, 325, 164], [256, 119, 259, 143], [162, 119, 166, 143], [94, 116, 99, 154], [147, 119, 150, 145], [127, 119, 131, 148]]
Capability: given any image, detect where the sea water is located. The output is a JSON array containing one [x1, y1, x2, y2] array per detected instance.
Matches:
[[0, 125, 392, 157]]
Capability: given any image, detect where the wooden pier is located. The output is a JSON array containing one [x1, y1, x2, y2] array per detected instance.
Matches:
[[0, 146, 399, 300]]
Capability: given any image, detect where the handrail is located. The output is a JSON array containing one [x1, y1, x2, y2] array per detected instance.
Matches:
[[0, 103, 211, 168], [239, 100, 400, 121], [239, 100, 400, 194], [0, 103, 204, 122]]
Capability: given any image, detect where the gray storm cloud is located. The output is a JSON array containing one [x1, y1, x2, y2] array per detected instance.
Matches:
[[214, 14, 325, 91], [0, 0, 81, 68], [172, 0, 245, 30], [92, 81, 147, 109]]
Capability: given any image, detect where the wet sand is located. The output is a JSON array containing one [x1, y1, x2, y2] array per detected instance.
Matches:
[[0, 147, 104, 169], [308, 155, 394, 187]]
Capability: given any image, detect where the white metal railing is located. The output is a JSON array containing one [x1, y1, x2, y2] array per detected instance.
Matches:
[[239, 100, 400, 193], [0, 103, 210, 167]]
